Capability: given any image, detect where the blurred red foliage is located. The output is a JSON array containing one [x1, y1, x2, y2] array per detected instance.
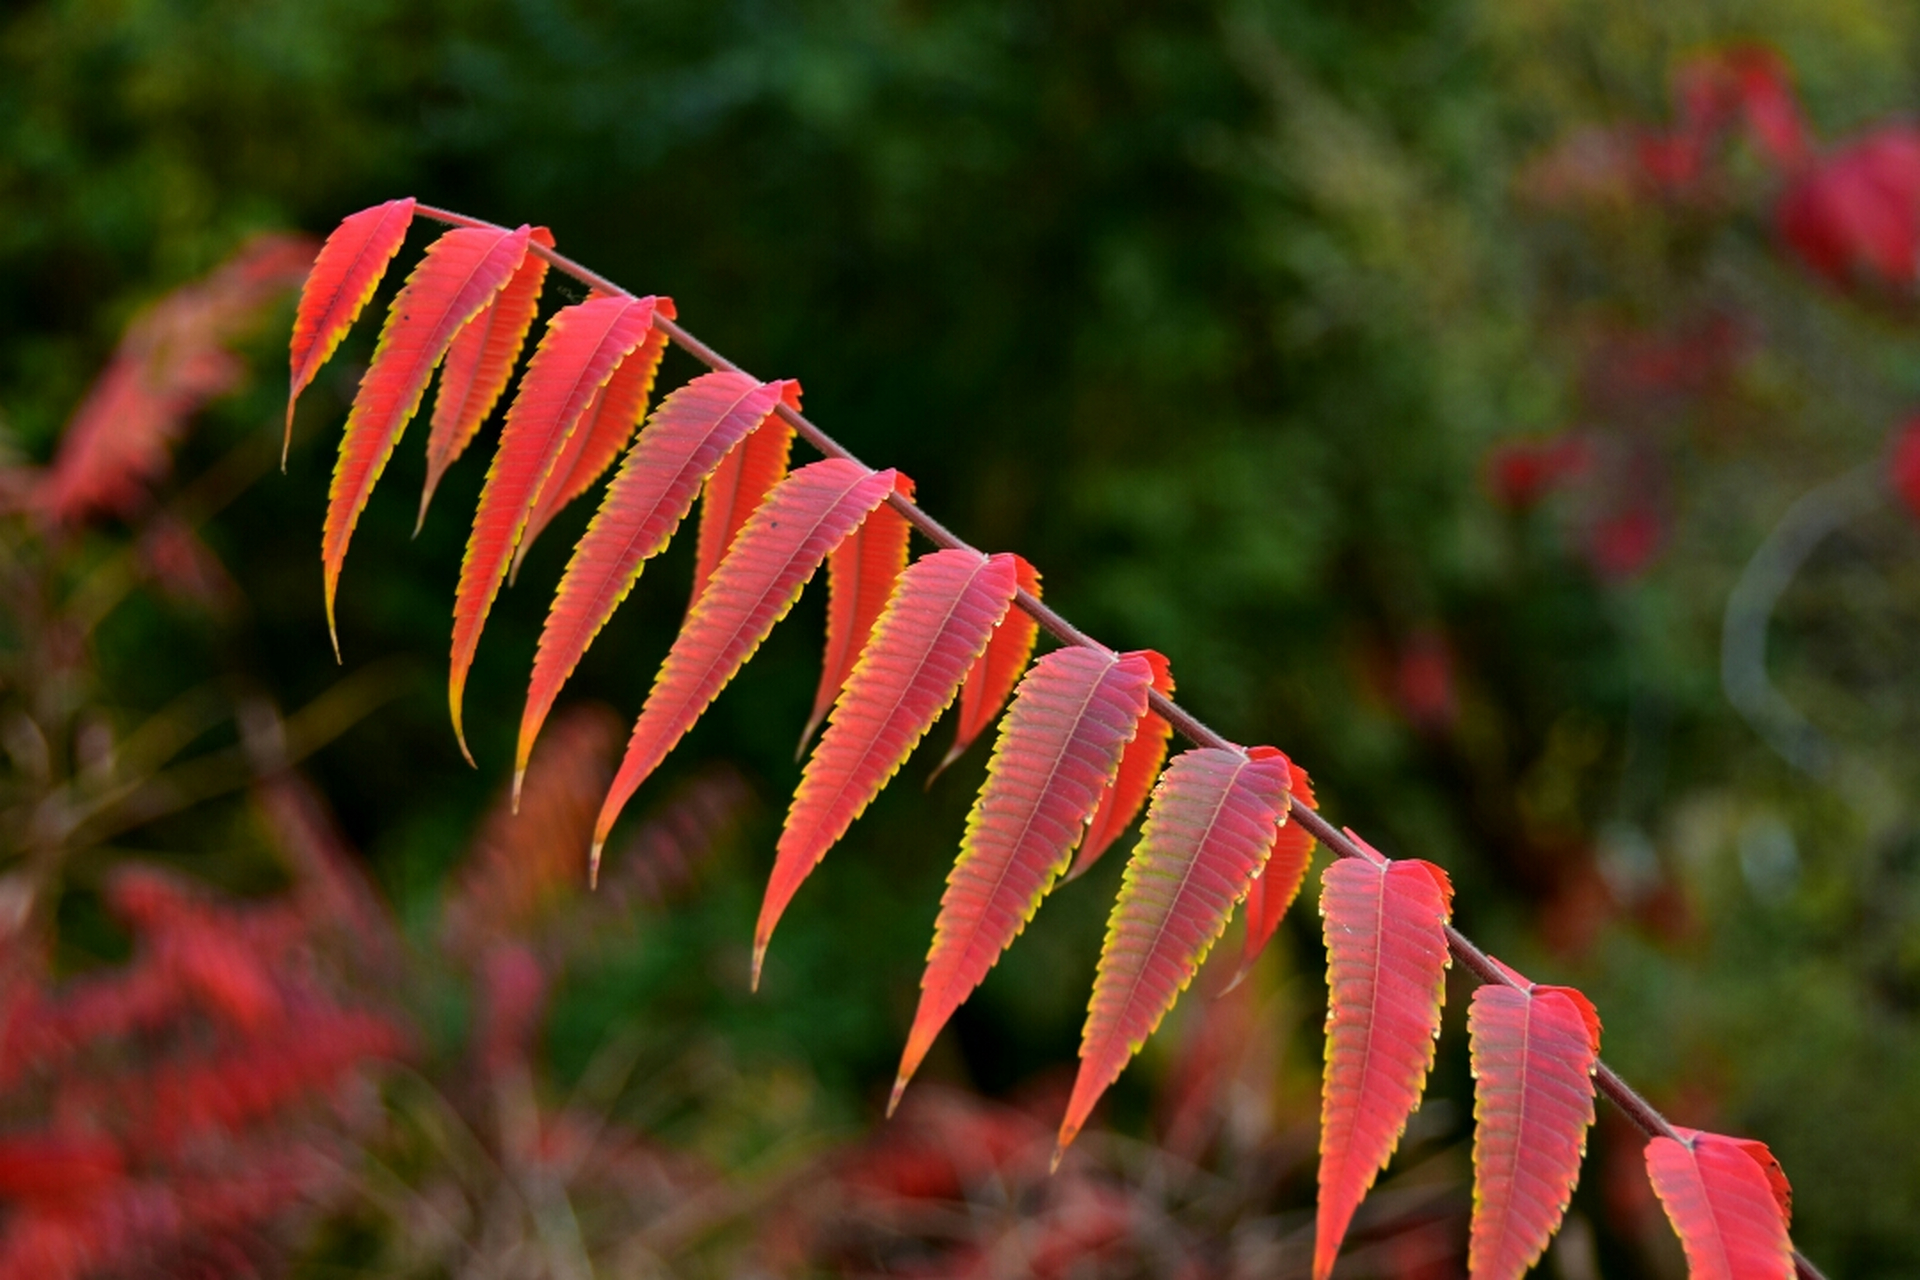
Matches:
[[1778, 126, 1920, 292], [31, 235, 315, 524], [0, 866, 403, 1280]]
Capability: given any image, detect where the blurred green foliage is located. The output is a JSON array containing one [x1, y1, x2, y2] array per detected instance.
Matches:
[[6, 0, 1920, 1271]]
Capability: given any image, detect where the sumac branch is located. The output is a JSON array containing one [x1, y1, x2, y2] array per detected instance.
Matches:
[[283, 200, 1828, 1280]]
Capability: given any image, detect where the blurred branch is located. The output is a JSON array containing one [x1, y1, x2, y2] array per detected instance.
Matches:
[[1721, 463, 1881, 777]]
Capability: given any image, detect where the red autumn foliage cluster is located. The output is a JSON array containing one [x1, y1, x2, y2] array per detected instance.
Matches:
[[1504, 44, 1920, 578], [0, 867, 404, 1280]]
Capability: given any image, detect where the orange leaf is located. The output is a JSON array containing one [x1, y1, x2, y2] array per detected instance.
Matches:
[[1229, 759, 1317, 987], [689, 388, 804, 604], [512, 313, 676, 579], [1645, 1129, 1794, 1280], [1057, 744, 1294, 1157], [449, 293, 665, 760], [417, 226, 555, 531], [1467, 973, 1601, 1280], [801, 473, 916, 754], [323, 224, 531, 654], [286, 197, 416, 463], [758, 549, 1023, 984], [1068, 651, 1174, 882], [936, 556, 1042, 775], [516, 371, 798, 793], [592, 459, 900, 877], [1315, 849, 1453, 1280], [893, 647, 1156, 1111]]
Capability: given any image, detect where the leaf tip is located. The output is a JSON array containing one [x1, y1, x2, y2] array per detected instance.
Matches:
[[795, 717, 821, 762], [588, 840, 604, 890], [886, 1074, 908, 1118], [511, 766, 526, 814], [750, 941, 767, 993]]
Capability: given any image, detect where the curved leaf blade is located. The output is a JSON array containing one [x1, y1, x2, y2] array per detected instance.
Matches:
[[286, 197, 416, 463], [417, 226, 555, 532], [937, 556, 1042, 774], [449, 293, 663, 759], [516, 371, 794, 793], [1468, 977, 1601, 1280], [323, 223, 531, 653], [1231, 759, 1317, 986], [801, 473, 916, 754], [1646, 1129, 1794, 1280], [1058, 744, 1294, 1157], [592, 459, 899, 873], [513, 313, 677, 579], [758, 549, 1023, 982], [893, 647, 1156, 1111], [1315, 851, 1454, 1280], [689, 390, 802, 604]]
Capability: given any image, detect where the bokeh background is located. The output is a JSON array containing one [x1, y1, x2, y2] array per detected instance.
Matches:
[[3, 0, 1920, 1275]]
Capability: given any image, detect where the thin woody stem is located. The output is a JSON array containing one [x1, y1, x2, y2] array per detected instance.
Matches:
[[414, 205, 1825, 1279]]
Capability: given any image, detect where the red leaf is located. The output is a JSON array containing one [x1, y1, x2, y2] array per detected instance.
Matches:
[[1057, 745, 1294, 1157], [511, 314, 675, 578], [1068, 650, 1174, 881], [285, 197, 416, 462], [449, 293, 664, 759], [592, 459, 900, 876], [689, 389, 804, 604], [758, 549, 1023, 983], [937, 556, 1043, 774], [802, 473, 917, 753], [417, 226, 555, 531], [516, 372, 798, 794], [323, 224, 531, 652], [1645, 1128, 1794, 1280], [1232, 759, 1317, 987], [892, 647, 1157, 1111], [1778, 125, 1920, 291], [1467, 975, 1601, 1280], [1315, 849, 1454, 1280]]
